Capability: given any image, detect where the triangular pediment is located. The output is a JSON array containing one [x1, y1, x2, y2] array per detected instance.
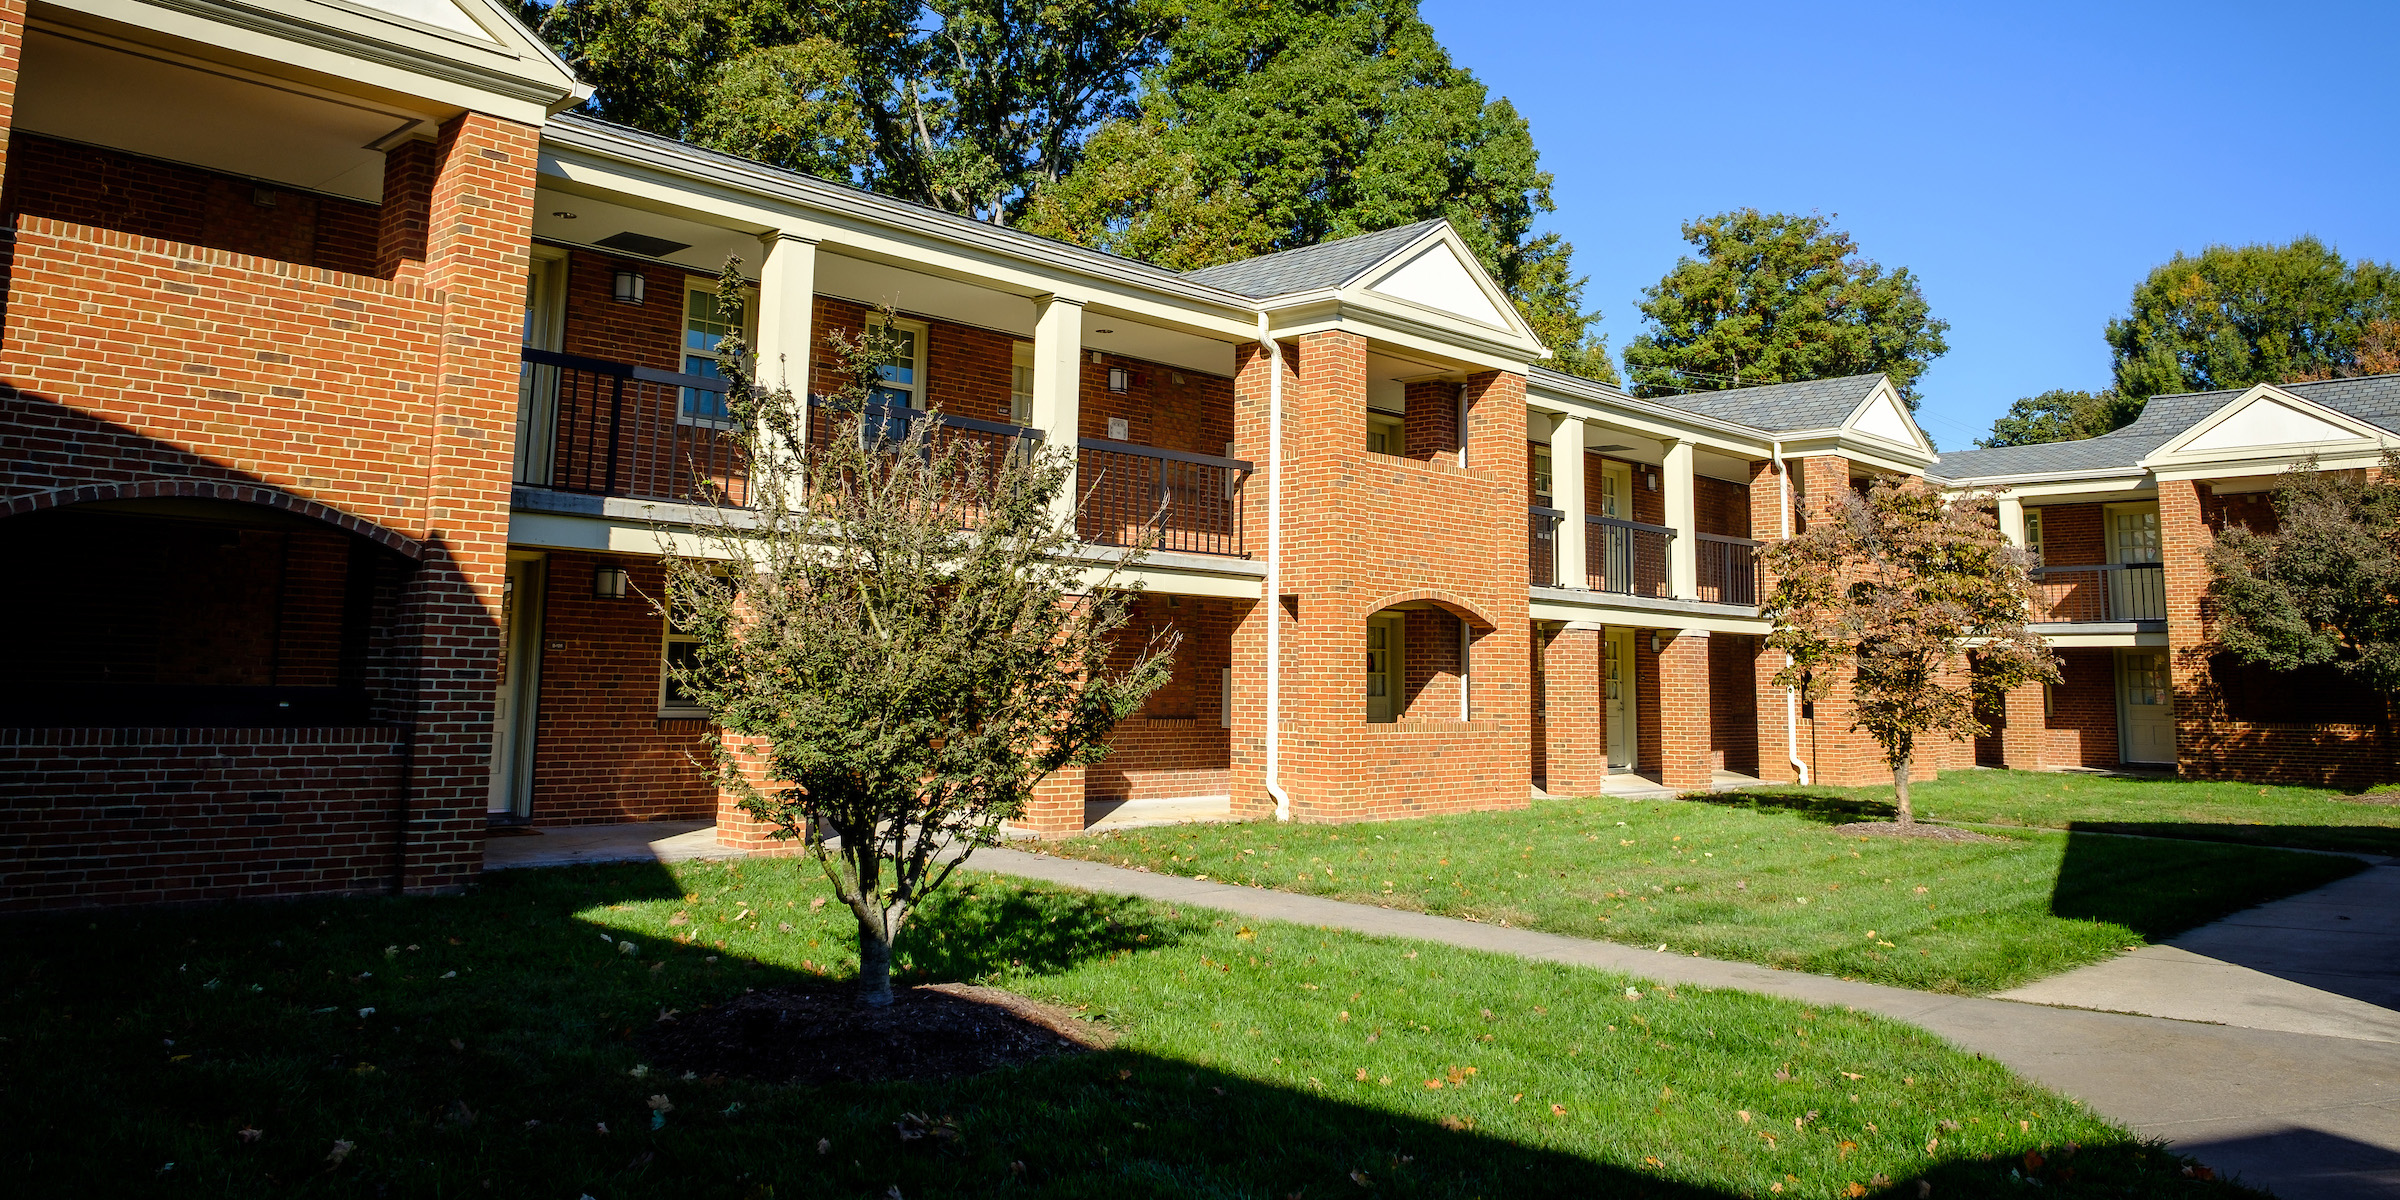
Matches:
[[1839, 379, 1933, 453], [2148, 383, 2392, 464], [346, 0, 502, 40], [1362, 235, 1514, 331]]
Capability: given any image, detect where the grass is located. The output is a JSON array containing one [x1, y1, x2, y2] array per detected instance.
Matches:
[[1709, 769, 2400, 857], [1044, 793, 2363, 993], [0, 858, 2254, 1199]]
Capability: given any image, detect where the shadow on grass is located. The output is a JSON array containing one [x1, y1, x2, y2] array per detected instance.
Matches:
[[2064, 819, 2400, 856], [2048, 829, 2367, 942], [1689, 787, 1897, 826], [0, 858, 2287, 1199]]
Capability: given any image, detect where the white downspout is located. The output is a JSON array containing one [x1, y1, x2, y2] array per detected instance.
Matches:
[[1455, 382, 1470, 469], [1259, 314, 1293, 821], [1773, 440, 1809, 784]]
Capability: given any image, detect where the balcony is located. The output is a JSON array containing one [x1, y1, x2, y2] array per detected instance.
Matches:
[[1587, 516, 1676, 600], [1078, 441, 1251, 557], [1696, 533, 1762, 607], [2030, 563, 2166, 624]]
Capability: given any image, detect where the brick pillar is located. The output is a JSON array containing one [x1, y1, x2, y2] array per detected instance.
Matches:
[[714, 733, 805, 855], [1544, 625, 1608, 796], [2158, 477, 2210, 776], [0, 0, 24, 192], [1748, 458, 1797, 782], [2001, 682, 2045, 770], [398, 113, 540, 894], [1657, 630, 1713, 789], [376, 137, 437, 280], [1013, 764, 1087, 838]]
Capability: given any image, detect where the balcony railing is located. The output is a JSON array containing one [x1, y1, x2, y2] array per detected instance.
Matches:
[[1079, 440, 1251, 557], [2030, 562, 2166, 623], [1697, 532, 1762, 607], [1528, 506, 1563, 587], [519, 347, 747, 506], [1587, 516, 1674, 599]]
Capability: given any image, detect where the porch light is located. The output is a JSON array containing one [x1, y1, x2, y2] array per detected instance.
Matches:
[[594, 566, 629, 599], [612, 269, 646, 305], [1650, 632, 1663, 655], [1108, 366, 1130, 392]]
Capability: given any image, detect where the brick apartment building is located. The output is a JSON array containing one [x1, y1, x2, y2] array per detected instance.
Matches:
[[1, 0, 2391, 911]]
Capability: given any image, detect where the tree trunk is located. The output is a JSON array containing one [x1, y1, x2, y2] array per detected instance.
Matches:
[[1892, 756, 1914, 826], [857, 911, 897, 1008]]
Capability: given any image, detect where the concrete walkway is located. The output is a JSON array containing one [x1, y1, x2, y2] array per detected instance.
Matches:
[[976, 848, 2400, 1200], [483, 820, 723, 870]]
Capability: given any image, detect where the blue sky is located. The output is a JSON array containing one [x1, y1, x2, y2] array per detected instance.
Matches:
[[1419, 0, 2400, 450]]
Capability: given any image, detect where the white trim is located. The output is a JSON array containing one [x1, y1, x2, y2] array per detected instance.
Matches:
[[2142, 382, 2400, 471]]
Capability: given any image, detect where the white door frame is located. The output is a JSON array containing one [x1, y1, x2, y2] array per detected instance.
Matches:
[[2113, 647, 2175, 765], [488, 554, 546, 817], [1604, 627, 1636, 770]]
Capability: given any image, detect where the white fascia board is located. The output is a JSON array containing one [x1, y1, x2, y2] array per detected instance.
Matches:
[[1076, 563, 1263, 600], [1337, 286, 1546, 357], [1258, 299, 1535, 377], [1528, 592, 1770, 635], [1939, 477, 2156, 507], [2036, 628, 2170, 649], [1353, 223, 1540, 344], [55, 0, 579, 122], [2141, 383, 2398, 469], [1838, 379, 1935, 455], [541, 119, 1263, 339], [2150, 445, 2399, 483], [1929, 466, 2151, 490], [1773, 430, 1936, 475], [1526, 380, 1773, 458]]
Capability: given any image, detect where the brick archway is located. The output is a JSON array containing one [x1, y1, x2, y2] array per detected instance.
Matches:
[[1358, 587, 1498, 631], [1, 480, 424, 559]]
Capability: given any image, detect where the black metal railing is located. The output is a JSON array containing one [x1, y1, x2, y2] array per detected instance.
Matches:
[[2030, 562, 2166, 623], [1528, 506, 1563, 587], [1079, 440, 1251, 557], [1587, 516, 1674, 598], [519, 347, 747, 506], [1697, 532, 1762, 606]]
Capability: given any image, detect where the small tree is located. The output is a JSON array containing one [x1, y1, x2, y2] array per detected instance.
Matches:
[[2205, 451, 2400, 731], [660, 269, 1175, 1006], [1764, 478, 2059, 824]]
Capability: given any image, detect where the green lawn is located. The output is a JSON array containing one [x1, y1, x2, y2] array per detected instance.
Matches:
[[1708, 769, 2400, 857], [0, 858, 2250, 1199], [1044, 793, 2362, 994]]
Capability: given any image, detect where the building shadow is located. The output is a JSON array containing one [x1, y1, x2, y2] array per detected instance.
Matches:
[[1689, 787, 1897, 825], [2172, 1127, 2400, 1200]]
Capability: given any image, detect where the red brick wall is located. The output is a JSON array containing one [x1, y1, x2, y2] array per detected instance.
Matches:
[[3, 136, 381, 276], [1537, 625, 1607, 794], [1696, 475, 1751, 538], [561, 248, 706, 370], [2041, 649, 2120, 767], [0, 727, 407, 911], [1709, 632, 1761, 775], [2030, 502, 2103, 566], [1402, 380, 1461, 466], [525, 552, 717, 826], [0, 0, 23, 197], [1087, 595, 1239, 803]]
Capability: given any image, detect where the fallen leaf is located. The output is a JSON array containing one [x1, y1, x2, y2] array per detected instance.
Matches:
[[1846, 1184, 1868, 1198], [810, 898, 826, 911], [1550, 1104, 1566, 1117], [1350, 1169, 1371, 1187], [236, 1127, 262, 1144], [1738, 1111, 1752, 1124], [1841, 1071, 1865, 1080], [325, 1139, 355, 1166]]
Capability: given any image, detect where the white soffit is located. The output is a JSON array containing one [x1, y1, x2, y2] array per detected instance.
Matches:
[[2182, 393, 2365, 452], [1365, 240, 1510, 330]]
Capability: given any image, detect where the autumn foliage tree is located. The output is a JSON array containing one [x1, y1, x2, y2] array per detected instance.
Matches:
[[659, 273, 1174, 1006], [1764, 479, 2058, 824]]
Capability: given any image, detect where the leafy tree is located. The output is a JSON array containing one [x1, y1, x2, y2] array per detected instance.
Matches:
[[1622, 210, 1949, 408], [660, 270, 1175, 1006], [1975, 387, 2141, 448], [1017, 0, 1616, 383], [527, 0, 1173, 221], [2206, 452, 2400, 729], [1764, 479, 2057, 823], [2107, 237, 2398, 404]]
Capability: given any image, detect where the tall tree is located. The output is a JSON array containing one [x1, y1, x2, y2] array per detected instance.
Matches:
[[662, 276, 1174, 1006], [1764, 479, 2057, 825], [2107, 237, 2398, 404], [1622, 210, 1949, 408], [526, 0, 1173, 221], [1975, 387, 2141, 448], [1018, 0, 1616, 383], [2206, 452, 2400, 729]]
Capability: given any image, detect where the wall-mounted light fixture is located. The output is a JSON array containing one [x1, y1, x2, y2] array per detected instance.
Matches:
[[1646, 468, 1659, 492], [612, 269, 646, 305], [1108, 366, 1130, 393], [594, 566, 630, 599], [1649, 631, 1663, 655]]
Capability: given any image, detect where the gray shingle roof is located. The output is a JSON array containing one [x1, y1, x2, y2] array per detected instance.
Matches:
[[1181, 220, 1448, 297], [1642, 374, 1887, 433], [1926, 374, 2400, 483]]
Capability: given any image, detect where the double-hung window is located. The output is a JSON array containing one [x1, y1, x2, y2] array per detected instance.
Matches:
[[868, 314, 931, 410], [681, 284, 737, 427]]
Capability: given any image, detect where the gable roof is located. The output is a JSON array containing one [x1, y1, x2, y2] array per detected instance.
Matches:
[[1182, 220, 1449, 298], [1927, 374, 2400, 484], [1646, 374, 1889, 434]]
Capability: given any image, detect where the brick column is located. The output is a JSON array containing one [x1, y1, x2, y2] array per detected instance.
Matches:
[[714, 734, 806, 855], [0, 0, 23, 190], [1657, 630, 1714, 789], [2158, 477, 2210, 776], [1747, 458, 1797, 781], [1544, 625, 1608, 795], [399, 113, 541, 894], [1014, 765, 1087, 838], [376, 138, 437, 280], [2001, 682, 2045, 770]]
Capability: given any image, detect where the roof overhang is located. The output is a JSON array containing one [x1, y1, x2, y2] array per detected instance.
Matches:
[[2140, 382, 2400, 481]]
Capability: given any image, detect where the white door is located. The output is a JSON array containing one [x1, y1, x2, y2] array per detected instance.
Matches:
[[1366, 615, 1402, 724], [2116, 649, 2175, 764], [487, 558, 545, 817], [1596, 462, 1632, 590], [2106, 504, 2163, 620], [1604, 628, 1635, 769]]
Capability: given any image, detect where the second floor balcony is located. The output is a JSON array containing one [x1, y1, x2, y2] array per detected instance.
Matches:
[[1529, 508, 1760, 606], [2029, 562, 2166, 625]]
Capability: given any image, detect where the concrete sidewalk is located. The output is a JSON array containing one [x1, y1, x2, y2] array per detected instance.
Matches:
[[975, 848, 2400, 1200]]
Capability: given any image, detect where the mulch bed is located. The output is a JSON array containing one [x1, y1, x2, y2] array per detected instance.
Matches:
[[1832, 821, 2011, 843], [638, 983, 1115, 1085]]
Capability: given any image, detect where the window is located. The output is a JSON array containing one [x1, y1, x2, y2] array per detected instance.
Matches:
[[1365, 615, 1402, 723], [681, 284, 736, 426], [868, 314, 931, 410], [658, 584, 722, 719], [1219, 668, 1233, 729], [1530, 445, 1553, 504], [2024, 509, 2045, 568], [1368, 410, 1405, 457], [1010, 341, 1034, 426]]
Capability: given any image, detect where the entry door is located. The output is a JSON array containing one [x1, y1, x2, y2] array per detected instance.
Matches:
[[2106, 504, 2163, 620], [2116, 649, 2175, 765], [1604, 628, 1635, 769], [1365, 615, 1403, 724], [487, 558, 545, 817], [1596, 462, 1632, 589]]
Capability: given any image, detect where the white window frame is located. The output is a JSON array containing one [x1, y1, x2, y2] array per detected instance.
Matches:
[[678, 279, 749, 430], [868, 313, 932, 410], [1530, 444, 1553, 504], [1009, 341, 1034, 426], [2024, 508, 2045, 568], [659, 616, 709, 719], [1368, 409, 1406, 458]]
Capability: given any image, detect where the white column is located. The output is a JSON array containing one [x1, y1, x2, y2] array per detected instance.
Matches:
[[1032, 294, 1085, 528], [1997, 495, 2027, 547], [753, 231, 819, 403], [1553, 414, 1588, 589], [1666, 438, 1698, 600]]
